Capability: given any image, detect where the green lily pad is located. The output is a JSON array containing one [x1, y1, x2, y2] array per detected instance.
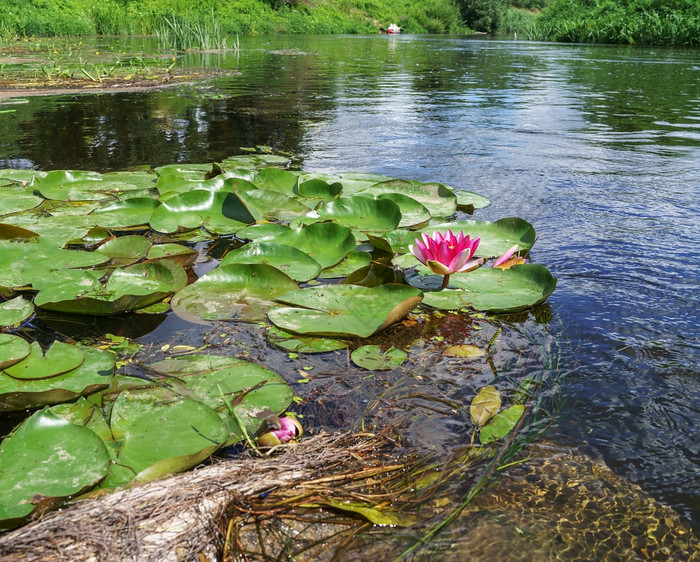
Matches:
[[0, 297, 34, 327], [267, 326, 349, 353], [149, 355, 294, 444], [0, 188, 43, 216], [269, 284, 423, 338], [0, 238, 108, 289], [318, 251, 372, 279], [90, 198, 160, 228], [0, 346, 115, 412], [0, 410, 110, 528], [360, 179, 457, 217], [272, 223, 356, 269], [0, 334, 31, 370], [31, 170, 106, 201], [171, 263, 299, 322], [318, 196, 401, 232], [351, 345, 408, 371], [297, 178, 343, 203], [100, 387, 229, 488], [253, 167, 299, 195], [373, 193, 431, 228], [149, 190, 256, 234], [4, 341, 85, 381], [420, 264, 557, 313], [480, 404, 525, 444], [220, 242, 322, 282], [34, 261, 187, 315], [456, 190, 491, 212], [146, 243, 199, 268], [236, 187, 309, 222], [236, 222, 291, 242], [95, 235, 152, 265]]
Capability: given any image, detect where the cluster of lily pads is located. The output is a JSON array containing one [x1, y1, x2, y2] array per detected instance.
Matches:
[[0, 152, 556, 529]]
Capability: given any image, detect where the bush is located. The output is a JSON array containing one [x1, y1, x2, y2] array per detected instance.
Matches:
[[457, 0, 508, 32]]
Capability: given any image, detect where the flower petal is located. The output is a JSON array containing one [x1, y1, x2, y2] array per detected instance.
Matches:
[[427, 259, 451, 275], [493, 244, 519, 268]]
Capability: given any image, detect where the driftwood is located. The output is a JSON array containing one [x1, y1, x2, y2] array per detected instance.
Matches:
[[0, 432, 397, 562]]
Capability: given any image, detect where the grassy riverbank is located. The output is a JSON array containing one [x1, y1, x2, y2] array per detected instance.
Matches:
[[0, 0, 697, 47], [0, 0, 465, 38]]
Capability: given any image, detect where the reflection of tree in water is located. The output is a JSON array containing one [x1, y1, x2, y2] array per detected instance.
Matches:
[[0, 51, 337, 172]]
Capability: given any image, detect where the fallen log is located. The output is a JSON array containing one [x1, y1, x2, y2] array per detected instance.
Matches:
[[0, 432, 396, 561]]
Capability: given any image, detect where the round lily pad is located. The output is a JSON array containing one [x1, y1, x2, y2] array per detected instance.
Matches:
[[90, 198, 160, 228], [172, 263, 299, 322], [272, 222, 356, 269], [360, 179, 457, 217], [0, 346, 115, 412], [0, 297, 34, 327], [351, 345, 408, 371], [0, 409, 110, 527], [220, 241, 322, 282], [100, 387, 229, 488], [420, 264, 557, 313], [318, 196, 402, 232], [269, 284, 423, 338], [4, 341, 85, 381], [0, 334, 31, 370], [267, 326, 349, 353]]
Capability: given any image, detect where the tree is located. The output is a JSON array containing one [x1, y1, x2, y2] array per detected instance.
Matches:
[[458, 0, 508, 32]]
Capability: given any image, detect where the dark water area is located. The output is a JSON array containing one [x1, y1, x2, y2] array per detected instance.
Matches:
[[1, 34, 699, 535]]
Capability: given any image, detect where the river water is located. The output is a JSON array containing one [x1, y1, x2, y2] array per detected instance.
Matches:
[[1, 34, 698, 545]]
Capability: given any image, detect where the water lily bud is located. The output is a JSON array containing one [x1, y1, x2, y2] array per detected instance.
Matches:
[[257, 416, 303, 448]]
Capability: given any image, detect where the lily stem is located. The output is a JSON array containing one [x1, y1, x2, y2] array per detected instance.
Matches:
[[441, 274, 450, 289]]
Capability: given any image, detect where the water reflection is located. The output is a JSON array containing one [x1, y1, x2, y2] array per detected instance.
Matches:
[[0, 34, 698, 532]]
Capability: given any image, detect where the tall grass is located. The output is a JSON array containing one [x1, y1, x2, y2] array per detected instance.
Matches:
[[155, 12, 226, 51], [532, 0, 700, 47]]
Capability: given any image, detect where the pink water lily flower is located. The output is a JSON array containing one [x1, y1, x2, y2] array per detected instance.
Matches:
[[410, 230, 482, 288]]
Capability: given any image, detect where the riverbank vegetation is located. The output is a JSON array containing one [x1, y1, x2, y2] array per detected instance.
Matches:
[[0, 0, 697, 48]]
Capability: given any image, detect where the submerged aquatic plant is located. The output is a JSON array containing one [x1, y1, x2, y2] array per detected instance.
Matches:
[[409, 230, 482, 288]]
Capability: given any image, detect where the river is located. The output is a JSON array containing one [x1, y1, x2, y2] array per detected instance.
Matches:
[[0, 33, 698, 551]]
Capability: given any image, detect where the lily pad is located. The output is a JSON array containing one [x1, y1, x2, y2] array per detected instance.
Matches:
[[318, 196, 401, 232], [469, 385, 501, 428], [100, 387, 229, 488], [0, 297, 34, 327], [0, 334, 31, 370], [318, 251, 372, 279], [4, 341, 85, 381], [253, 167, 299, 195], [421, 264, 557, 313], [149, 190, 256, 234], [480, 404, 525, 444], [267, 326, 349, 353], [95, 235, 152, 265], [146, 243, 199, 268], [351, 345, 408, 371], [0, 188, 43, 216], [272, 222, 356, 269], [373, 193, 431, 228], [220, 242, 322, 282], [171, 263, 299, 322], [149, 356, 294, 444], [0, 238, 108, 289], [297, 178, 343, 203], [31, 170, 106, 201], [236, 188, 309, 222], [442, 344, 485, 358], [0, 346, 115, 412], [456, 190, 491, 212], [34, 261, 187, 315], [90, 198, 160, 228], [0, 410, 110, 528], [360, 179, 457, 217], [269, 284, 423, 338], [236, 222, 291, 242]]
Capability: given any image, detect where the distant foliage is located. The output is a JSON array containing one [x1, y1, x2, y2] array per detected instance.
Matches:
[[532, 0, 700, 46], [457, 0, 508, 32]]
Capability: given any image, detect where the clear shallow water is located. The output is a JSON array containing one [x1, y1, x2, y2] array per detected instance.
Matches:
[[1, 35, 698, 531]]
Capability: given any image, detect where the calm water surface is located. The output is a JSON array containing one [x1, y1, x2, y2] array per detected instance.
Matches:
[[1, 35, 698, 534]]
